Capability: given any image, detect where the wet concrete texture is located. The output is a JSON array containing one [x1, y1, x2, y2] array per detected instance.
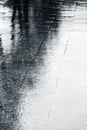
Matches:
[[0, 0, 87, 130]]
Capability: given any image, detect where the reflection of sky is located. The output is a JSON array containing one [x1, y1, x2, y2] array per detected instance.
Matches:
[[0, 4, 12, 55]]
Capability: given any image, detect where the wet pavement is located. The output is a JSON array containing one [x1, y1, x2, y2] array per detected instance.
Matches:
[[0, 0, 87, 130]]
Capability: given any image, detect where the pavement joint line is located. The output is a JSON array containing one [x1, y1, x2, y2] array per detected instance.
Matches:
[[1, 2, 64, 89], [16, 1, 73, 90], [17, 22, 54, 89], [45, 109, 51, 129], [16, 6, 65, 89], [44, 43, 68, 129]]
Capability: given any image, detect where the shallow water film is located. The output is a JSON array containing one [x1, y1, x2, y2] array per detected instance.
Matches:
[[0, 0, 87, 130]]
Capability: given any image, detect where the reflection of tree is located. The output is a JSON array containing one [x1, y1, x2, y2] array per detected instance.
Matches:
[[0, 36, 3, 56], [11, 0, 61, 40], [11, 0, 22, 28], [0, 1, 63, 129], [0, 61, 14, 129], [22, 0, 29, 22], [10, 0, 62, 64], [11, 0, 30, 27], [0, 60, 21, 130], [33, 0, 61, 35], [11, 0, 30, 51]]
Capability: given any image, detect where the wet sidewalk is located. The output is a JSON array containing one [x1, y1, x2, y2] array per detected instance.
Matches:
[[0, 0, 87, 130]]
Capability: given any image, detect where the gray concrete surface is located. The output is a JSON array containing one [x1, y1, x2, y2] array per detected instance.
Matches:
[[0, 0, 87, 130]]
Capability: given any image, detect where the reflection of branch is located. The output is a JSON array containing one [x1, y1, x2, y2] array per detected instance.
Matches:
[[3, 0, 11, 6]]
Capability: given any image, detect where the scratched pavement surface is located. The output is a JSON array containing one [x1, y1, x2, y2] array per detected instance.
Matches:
[[0, 0, 87, 130]]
